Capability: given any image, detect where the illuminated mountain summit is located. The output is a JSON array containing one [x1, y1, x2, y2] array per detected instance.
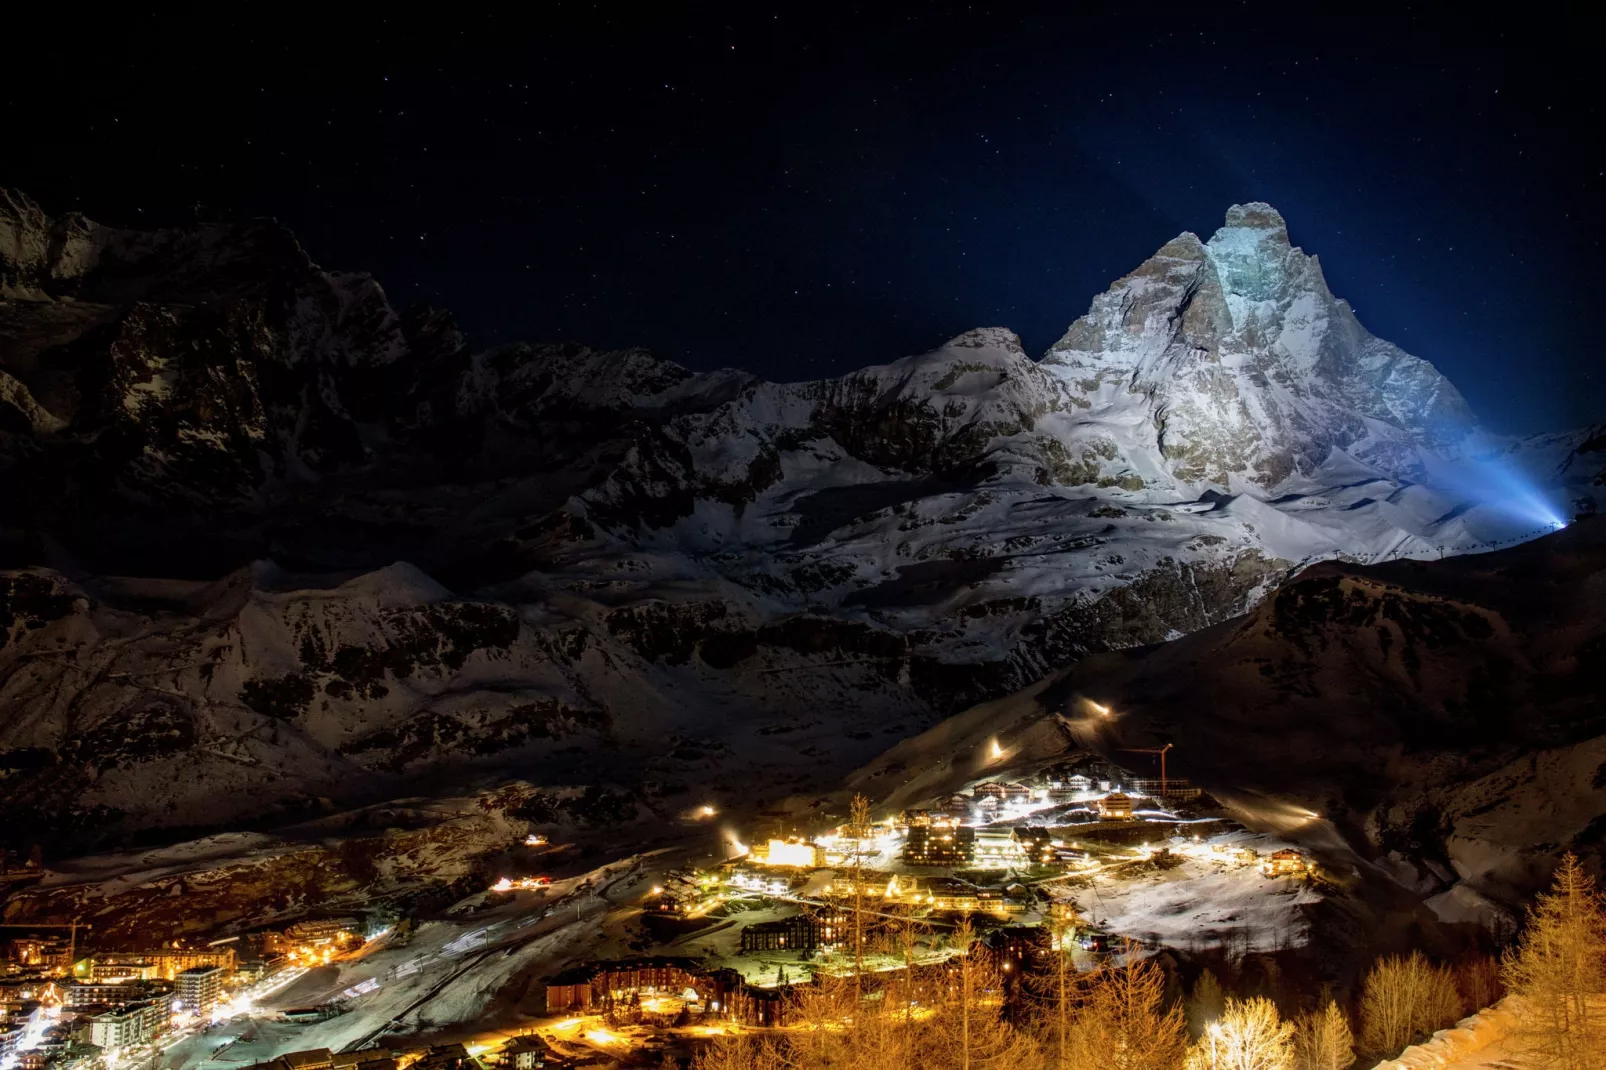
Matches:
[[1045, 202, 1478, 487]]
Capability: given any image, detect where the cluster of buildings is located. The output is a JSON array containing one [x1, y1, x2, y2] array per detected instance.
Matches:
[[541, 958, 791, 1027], [898, 821, 1062, 868], [0, 951, 240, 1069], [0, 914, 377, 1070]]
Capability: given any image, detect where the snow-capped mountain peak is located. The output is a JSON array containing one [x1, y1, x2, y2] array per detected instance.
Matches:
[[1, 191, 1598, 847], [1042, 203, 1478, 489]]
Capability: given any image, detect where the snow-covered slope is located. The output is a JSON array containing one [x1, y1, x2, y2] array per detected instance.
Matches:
[[903, 517, 1606, 912], [1, 190, 1599, 847]]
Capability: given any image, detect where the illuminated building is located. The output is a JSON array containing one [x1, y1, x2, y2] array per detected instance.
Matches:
[[234, 959, 269, 984], [176, 964, 226, 1014], [543, 957, 716, 1015], [280, 919, 359, 946], [971, 829, 1027, 868], [412, 1044, 472, 1070], [500, 1035, 551, 1070], [1260, 849, 1309, 878], [1095, 792, 1135, 820], [757, 839, 824, 868], [0, 979, 60, 1004], [1129, 777, 1202, 800], [6, 937, 75, 972], [87, 1000, 164, 1049], [727, 864, 796, 895], [896, 809, 935, 828], [89, 947, 235, 980], [90, 959, 156, 982], [1011, 827, 1056, 865], [974, 887, 1026, 917], [64, 981, 166, 1008], [902, 824, 974, 865], [984, 926, 1054, 972], [738, 913, 845, 953], [541, 966, 595, 1014], [924, 877, 983, 913]]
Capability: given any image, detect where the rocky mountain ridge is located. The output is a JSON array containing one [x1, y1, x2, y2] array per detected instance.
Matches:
[[1, 189, 1600, 848]]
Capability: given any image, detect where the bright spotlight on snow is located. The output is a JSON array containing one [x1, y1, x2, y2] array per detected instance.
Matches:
[[989, 738, 1005, 761], [1087, 701, 1111, 717], [1430, 451, 1570, 538], [699, 804, 717, 817]]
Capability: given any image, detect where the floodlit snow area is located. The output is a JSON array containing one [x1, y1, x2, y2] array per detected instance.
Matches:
[[152, 855, 657, 1070], [1066, 830, 1322, 955]]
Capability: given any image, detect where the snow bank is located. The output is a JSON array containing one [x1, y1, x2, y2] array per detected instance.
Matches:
[[1367, 997, 1518, 1070]]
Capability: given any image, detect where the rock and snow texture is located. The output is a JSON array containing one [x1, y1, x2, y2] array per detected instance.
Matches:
[[1, 189, 1600, 845], [991, 518, 1606, 907]]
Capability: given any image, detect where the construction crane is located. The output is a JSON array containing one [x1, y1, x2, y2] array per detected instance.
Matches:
[[4, 917, 89, 968], [1120, 743, 1174, 797]]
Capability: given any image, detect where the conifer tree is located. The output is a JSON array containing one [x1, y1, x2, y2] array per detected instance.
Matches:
[[1063, 946, 1187, 1070], [929, 916, 1033, 1070], [1501, 852, 1606, 1070], [1187, 968, 1226, 1039], [849, 793, 872, 988], [1024, 906, 1084, 1066], [1291, 1000, 1353, 1070]]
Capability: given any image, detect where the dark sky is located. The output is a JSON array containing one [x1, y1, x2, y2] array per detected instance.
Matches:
[[5, 5, 1602, 433]]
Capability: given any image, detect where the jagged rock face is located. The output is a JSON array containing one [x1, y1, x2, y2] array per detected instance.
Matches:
[[1, 190, 1598, 846], [1045, 203, 1477, 487]]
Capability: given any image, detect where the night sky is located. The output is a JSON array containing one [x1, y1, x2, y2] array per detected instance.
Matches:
[[5, 5, 1602, 433]]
